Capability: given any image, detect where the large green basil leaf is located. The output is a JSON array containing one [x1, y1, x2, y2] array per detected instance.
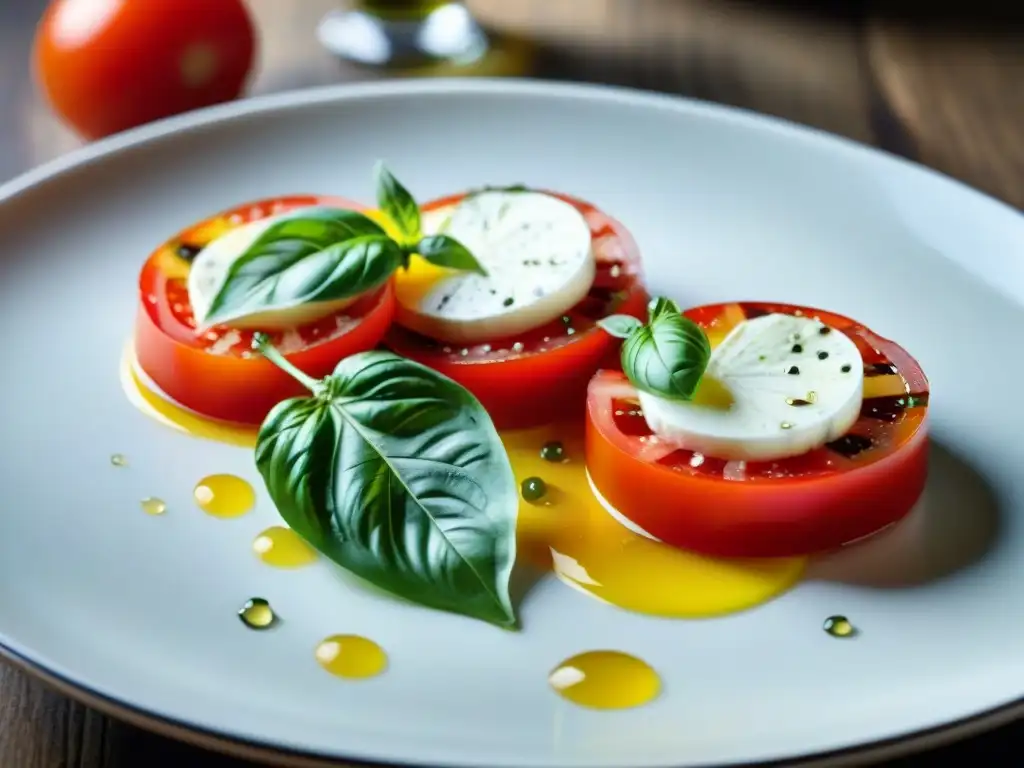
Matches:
[[374, 162, 421, 244], [620, 297, 712, 401], [254, 351, 518, 628], [201, 207, 402, 328]]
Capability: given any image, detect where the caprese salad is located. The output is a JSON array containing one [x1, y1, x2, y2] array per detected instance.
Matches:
[[128, 161, 929, 628], [589, 299, 929, 559]]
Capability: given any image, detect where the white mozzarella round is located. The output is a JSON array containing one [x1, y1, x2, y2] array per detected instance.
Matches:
[[188, 210, 357, 331], [394, 190, 596, 344], [638, 313, 865, 462]]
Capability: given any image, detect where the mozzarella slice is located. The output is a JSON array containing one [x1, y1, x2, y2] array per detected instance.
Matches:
[[393, 190, 595, 344], [637, 313, 864, 462], [188, 208, 358, 331]]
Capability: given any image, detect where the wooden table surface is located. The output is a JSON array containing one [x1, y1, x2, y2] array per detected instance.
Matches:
[[1, 1, 1022, 765]]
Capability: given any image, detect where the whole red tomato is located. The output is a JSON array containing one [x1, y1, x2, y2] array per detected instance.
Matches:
[[33, 0, 257, 140]]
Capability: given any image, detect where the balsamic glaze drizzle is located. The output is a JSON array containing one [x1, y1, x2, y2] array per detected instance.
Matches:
[[175, 242, 203, 262], [826, 434, 873, 458], [865, 362, 899, 376]]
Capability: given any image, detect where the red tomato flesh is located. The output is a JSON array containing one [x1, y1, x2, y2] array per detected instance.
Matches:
[[385, 192, 649, 429], [134, 195, 396, 425], [586, 301, 930, 558]]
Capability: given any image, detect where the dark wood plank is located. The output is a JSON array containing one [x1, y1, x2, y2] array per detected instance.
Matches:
[[0, 661, 111, 767], [0, 1, 1018, 767], [475, 0, 876, 143], [867, 16, 1024, 207], [0, 0, 878, 181]]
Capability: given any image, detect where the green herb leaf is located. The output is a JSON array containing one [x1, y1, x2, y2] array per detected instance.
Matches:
[[416, 234, 488, 275], [468, 183, 529, 196], [619, 296, 712, 401], [647, 296, 681, 321], [253, 341, 518, 628], [597, 314, 643, 339], [200, 207, 403, 329], [375, 161, 421, 244]]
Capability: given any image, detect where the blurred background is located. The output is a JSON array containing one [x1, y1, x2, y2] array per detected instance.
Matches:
[[4, 0, 1024, 205], [2, 2, 1024, 766]]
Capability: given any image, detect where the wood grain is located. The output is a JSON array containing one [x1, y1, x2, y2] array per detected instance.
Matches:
[[1, 1, 1022, 766], [867, 19, 1024, 207], [475, 0, 877, 143]]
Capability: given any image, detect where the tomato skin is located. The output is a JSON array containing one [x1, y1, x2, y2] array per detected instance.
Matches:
[[134, 195, 396, 425], [586, 302, 930, 558], [386, 192, 648, 429], [33, 0, 256, 139]]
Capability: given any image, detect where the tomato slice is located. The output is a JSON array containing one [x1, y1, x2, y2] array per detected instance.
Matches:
[[134, 195, 396, 425], [585, 301, 930, 558], [385, 191, 648, 429]]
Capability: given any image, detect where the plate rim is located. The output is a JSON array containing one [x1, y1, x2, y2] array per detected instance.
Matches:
[[2, 77, 1022, 767], [5, 639, 1023, 768], [4, 77, 1022, 225]]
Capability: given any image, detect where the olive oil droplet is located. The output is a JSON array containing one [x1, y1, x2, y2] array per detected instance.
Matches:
[[253, 526, 318, 568], [315, 635, 387, 679], [238, 597, 276, 630], [823, 615, 856, 638], [521, 476, 548, 502], [140, 497, 166, 516], [110, 453, 127, 467], [194, 474, 256, 518], [540, 441, 566, 462], [548, 650, 660, 709]]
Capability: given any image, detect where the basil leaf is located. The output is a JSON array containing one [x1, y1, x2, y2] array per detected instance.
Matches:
[[375, 161, 421, 243], [202, 207, 403, 328], [468, 183, 528, 196], [254, 348, 518, 628], [416, 234, 487, 275], [597, 314, 643, 339], [648, 296, 681, 321], [620, 298, 711, 401]]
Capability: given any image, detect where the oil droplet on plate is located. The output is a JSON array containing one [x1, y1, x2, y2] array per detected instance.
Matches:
[[824, 615, 856, 637], [315, 635, 387, 679], [110, 453, 127, 467], [549, 650, 660, 709], [540, 441, 566, 462], [194, 474, 256, 518], [140, 497, 166, 516], [253, 526, 318, 568], [238, 597, 276, 630]]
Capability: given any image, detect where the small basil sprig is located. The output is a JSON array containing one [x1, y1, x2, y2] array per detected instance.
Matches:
[[598, 297, 712, 401], [374, 161, 486, 272], [197, 163, 486, 329], [252, 334, 519, 629]]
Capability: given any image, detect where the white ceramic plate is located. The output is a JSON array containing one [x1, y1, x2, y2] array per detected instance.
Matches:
[[0, 79, 1022, 768]]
